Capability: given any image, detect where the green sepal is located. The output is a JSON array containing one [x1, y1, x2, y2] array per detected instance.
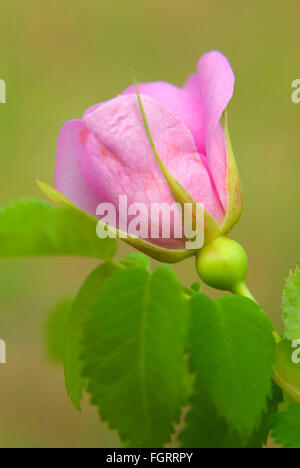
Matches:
[[37, 179, 80, 211], [220, 111, 243, 234]]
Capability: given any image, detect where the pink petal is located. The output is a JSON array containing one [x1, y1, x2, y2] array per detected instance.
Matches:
[[122, 81, 206, 156], [83, 94, 220, 221], [55, 120, 110, 215], [55, 116, 187, 248], [184, 51, 235, 210]]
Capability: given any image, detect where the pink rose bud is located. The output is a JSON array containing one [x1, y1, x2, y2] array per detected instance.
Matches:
[[55, 51, 242, 263]]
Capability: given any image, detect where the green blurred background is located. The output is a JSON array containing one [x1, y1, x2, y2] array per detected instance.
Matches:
[[0, 0, 299, 448]]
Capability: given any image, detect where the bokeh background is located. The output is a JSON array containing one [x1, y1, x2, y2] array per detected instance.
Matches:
[[0, 0, 299, 448]]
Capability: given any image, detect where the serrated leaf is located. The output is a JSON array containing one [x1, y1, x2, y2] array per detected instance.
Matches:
[[179, 378, 282, 448], [245, 382, 283, 448], [64, 261, 122, 410], [271, 404, 300, 448], [274, 339, 300, 403], [282, 266, 300, 341], [45, 298, 72, 363], [0, 199, 117, 259], [188, 294, 275, 439], [179, 383, 244, 448], [81, 265, 188, 447]]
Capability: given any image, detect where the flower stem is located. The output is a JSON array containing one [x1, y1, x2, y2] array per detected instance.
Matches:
[[231, 281, 257, 303]]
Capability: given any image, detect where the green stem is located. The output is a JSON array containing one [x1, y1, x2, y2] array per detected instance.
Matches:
[[231, 281, 257, 303]]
